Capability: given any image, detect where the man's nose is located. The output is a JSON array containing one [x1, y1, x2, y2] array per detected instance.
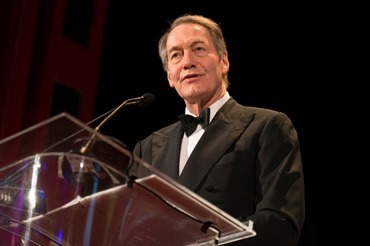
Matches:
[[182, 51, 195, 69]]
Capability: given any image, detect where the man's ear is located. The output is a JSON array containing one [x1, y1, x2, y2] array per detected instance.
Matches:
[[221, 52, 230, 73], [167, 71, 175, 88]]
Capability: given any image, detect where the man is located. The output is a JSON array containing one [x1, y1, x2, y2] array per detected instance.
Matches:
[[131, 14, 305, 245]]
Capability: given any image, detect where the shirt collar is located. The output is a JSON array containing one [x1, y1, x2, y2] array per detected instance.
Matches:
[[184, 92, 230, 123]]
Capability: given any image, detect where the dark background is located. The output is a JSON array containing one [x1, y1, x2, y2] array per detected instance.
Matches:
[[2, 0, 361, 244], [94, 1, 320, 245], [2, 0, 366, 244]]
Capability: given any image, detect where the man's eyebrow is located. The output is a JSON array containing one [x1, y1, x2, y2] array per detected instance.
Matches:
[[168, 40, 206, 52], [168, 45, 180, 54]]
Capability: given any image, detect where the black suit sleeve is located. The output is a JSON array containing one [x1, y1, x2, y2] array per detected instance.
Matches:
[[238, 112, 304, 245]]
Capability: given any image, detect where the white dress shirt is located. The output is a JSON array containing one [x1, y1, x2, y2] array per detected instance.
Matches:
[[179, 92, 230, 175]]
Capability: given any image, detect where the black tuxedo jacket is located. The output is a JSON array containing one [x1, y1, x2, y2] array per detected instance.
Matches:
[[132, 98, 305, 245]]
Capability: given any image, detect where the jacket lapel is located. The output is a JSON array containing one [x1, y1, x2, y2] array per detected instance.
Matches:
[[149, 98, 255, 191], [152, 124, 183, 179], [178, 99, 255, 190]]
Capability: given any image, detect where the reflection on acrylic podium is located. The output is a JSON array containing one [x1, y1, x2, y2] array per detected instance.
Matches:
[[0, 113, 255, 245]]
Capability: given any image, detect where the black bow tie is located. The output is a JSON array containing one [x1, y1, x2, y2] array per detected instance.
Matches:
[[178, 108, 210, 137]]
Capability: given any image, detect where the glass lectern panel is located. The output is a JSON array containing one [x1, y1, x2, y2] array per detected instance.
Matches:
[[0, 113, 255, 245]]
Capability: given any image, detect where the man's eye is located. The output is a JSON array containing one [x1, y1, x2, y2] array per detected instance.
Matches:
[[170, 52, 180, 59]]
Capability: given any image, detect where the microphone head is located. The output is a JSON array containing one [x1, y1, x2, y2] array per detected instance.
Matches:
[[140, 93, 155, 107]]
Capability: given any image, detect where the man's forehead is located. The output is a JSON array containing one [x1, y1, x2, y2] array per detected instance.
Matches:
[[167, 24, 211, 48]]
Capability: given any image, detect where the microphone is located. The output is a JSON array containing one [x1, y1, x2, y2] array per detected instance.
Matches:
[[80, 93, 155, 154]]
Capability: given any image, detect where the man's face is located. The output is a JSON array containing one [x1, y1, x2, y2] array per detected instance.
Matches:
[[165, 23, 229, 105]]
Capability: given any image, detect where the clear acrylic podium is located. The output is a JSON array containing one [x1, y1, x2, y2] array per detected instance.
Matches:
[[0, 113, 256, 245]]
